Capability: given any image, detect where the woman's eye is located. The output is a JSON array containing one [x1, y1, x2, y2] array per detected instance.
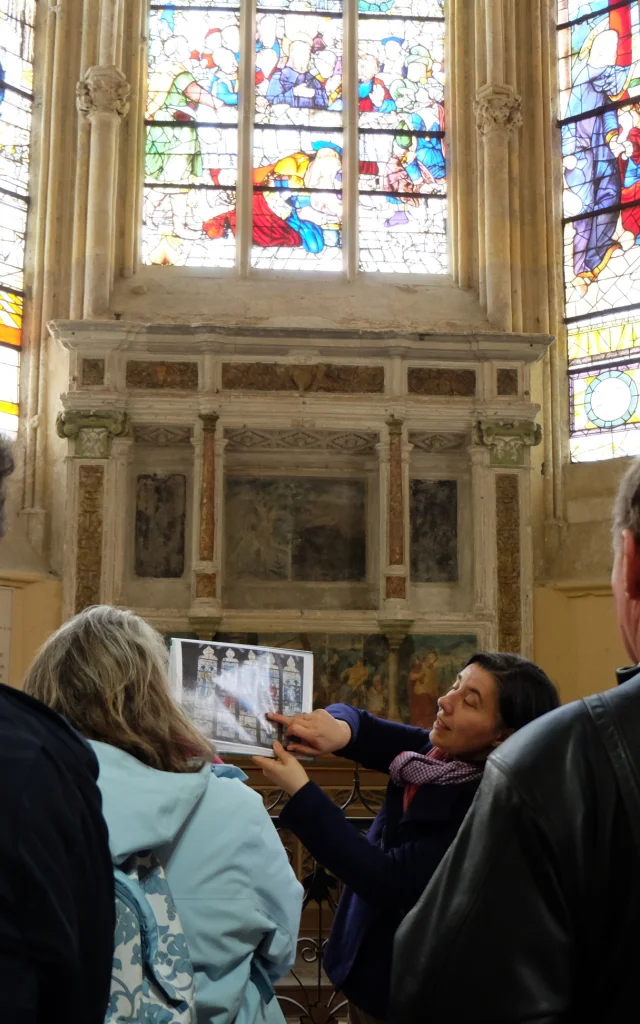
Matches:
[[464, 698, 477, 709]]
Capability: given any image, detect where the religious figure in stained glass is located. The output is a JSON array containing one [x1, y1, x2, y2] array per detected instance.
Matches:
[[558, 0, 640, 460]]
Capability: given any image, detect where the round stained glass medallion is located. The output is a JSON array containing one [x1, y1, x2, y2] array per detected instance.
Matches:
[[584, 369, 638, 429]]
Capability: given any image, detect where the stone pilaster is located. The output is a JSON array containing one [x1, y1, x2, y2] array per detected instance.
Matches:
[[189, 413, 224, 637]]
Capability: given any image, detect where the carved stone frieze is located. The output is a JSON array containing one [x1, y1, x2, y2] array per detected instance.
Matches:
[[410, 432, 466, 453], [76, 65, 130, 119], [132, 424, 193, 446], [56, 409, 129, 459], [126, 361, 198, 390], [81, 359, 105, 386], [474, 83, 523, 136], [225, 428, 377, 454], [473, 419, 541, 467], [222, 362, 385, 393], [496, 474, 521, 653], [408, 367, 476, 397], [75, 465, 104, 613]]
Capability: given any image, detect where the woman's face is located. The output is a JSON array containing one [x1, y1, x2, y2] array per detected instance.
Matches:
[[429, 663, 508, 758]]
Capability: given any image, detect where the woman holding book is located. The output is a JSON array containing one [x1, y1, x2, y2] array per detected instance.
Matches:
[[254, 652, 560, 1024], [24, 605, 303, 1024]]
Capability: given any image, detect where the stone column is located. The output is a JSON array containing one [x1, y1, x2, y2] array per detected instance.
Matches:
[[467, 442, 496, 617], [77, 64, 130, 317], [378, 416, 413, 720], [56, 410, 129, 615], [474, 75, 522, 331], [190, 413, 224, 637], [473, 420, 541, 654]]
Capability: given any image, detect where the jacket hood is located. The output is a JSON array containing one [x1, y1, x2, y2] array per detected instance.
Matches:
[[91, 740, 246, 863]]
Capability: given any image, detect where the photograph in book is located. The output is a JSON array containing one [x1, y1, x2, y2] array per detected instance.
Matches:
[[169, 638, 313, 757]]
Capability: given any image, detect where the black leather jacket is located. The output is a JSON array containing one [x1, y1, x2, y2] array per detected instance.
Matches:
[[390, 672, 640, 1023]]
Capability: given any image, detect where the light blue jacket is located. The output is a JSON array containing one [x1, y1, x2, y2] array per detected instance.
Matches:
[[92, 742, 303, 1024]]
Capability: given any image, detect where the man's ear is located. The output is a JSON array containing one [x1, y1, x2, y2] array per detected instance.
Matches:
[[622, 529, 640, 600], [491, 727, 514, 749]]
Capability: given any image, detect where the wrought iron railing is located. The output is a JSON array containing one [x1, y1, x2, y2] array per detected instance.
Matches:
[[262, 768, 382, 1023]]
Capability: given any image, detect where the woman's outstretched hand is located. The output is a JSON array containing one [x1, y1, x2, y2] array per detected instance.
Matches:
[[266, 709, 352, 757], [253, 741, 310, 796]]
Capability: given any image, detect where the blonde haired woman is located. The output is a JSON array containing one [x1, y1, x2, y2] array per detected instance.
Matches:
[[24, 605, 303, 1024]]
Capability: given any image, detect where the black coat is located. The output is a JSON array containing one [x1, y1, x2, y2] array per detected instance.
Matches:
[[279, 705, 480, 1019], [0, 684, 115, 1024], [391, 672, 640, 1023]]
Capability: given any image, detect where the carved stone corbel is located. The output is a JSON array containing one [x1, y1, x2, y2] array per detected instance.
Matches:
[[76, 65, 130, 119], [474, 83, 523, 136], [473, 419, 541, 467], [56, 409, 129, 459]]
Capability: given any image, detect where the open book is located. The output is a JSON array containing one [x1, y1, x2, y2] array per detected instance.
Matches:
[[169, 638, 313, 757]]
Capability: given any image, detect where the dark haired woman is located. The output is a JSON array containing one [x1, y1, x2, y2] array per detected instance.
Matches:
[[255, 652, 560, 1024]]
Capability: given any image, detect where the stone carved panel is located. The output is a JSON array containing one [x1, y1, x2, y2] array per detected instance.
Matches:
[[225, 477, 366, 582], [408, 368, 476, 397], [126, 361, 199, 390], [76, 427, 110, 459], [496, 474, 521, 654], [75, 465, 104, 613], [222, 363, 385, 393], [81, 359, 105, 386], [225, 428, 378, 453], [199, 414, 218, 563], [410, 479, 458, 583], [474, 420, 541, 467], [135, 474, 186, 578], [474, 83, 523, 136], [76, 65, 130, 118], [132, 424, 193, 446], [387, 418, 404, 567], [497, 368, 519, 396], [410, 432, 466, 453]]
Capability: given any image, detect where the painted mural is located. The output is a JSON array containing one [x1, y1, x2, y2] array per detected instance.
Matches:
[[225, 477, 367, 583], [248, 632, 477, 726], [410, 478, 458, 582]]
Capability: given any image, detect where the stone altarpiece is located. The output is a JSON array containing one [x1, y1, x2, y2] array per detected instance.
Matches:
[[16, 0, 562, 727]]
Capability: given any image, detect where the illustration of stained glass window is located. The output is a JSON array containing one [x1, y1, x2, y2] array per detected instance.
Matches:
[[558, 0, 640, 460], [252, 1, 344, 271], [144, 0, 241, 268], [358, 0, 446, 274], [0, 0, 35, 438]]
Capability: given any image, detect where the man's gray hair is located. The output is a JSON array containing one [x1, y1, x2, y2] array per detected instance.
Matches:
[[612, 458, 640, 542]]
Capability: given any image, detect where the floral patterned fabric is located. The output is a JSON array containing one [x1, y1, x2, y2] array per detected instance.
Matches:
[[106, 853, 196, 1024]]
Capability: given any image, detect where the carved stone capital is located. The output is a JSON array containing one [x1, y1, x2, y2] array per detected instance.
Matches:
[[56, 410, 129, 459], [473, 419, 541, 467], [76, 65, 130, 119], [474, 84, 523, 136], [386, 414, 404, 437]]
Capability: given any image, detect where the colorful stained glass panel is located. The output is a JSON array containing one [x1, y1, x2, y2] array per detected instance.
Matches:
[[358, 18, 444, 132], [258, 0, 342, 9], [0, 289, 22, 348], [568, 313, 640, 363], [359, 194, 446, 273], [0, 192, 27, 292], [0, 344, 19, 438], [569, 359, 640, 458], [359, 132, 445, 195], [145, 5, 240, 266], [256, 12, 343, 129], [359, 1, 443, 16], [142, 186, 236, 267], [0, 86, 31, 197], [0, 0, 36, 94]]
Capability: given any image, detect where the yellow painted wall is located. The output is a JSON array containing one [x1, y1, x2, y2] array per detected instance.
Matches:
[[534, 585, 627, 705], [2, 577, 62, 688]]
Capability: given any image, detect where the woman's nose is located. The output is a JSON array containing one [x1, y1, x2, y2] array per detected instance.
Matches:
[[438, 694, 452, 715]]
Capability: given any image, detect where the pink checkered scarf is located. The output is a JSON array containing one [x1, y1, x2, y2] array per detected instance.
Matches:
[[389, 746, 484, 788]]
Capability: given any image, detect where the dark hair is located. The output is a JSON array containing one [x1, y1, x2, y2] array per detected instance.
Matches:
[[0, 437, 14, 537], [465, 651, 560, 731]]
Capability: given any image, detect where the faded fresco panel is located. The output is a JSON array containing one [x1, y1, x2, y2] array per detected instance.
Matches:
[[135, 474, 186, 578], [410, 479, 458, 583], [225, 478, 366, 583], [397, 634, 477, 728]]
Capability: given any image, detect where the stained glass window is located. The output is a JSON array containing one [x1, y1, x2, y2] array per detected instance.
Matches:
[[145, 0, 446, 275], [0, 0, 35, 438], [558, 0, 640, 460], [358, 0, 446, 273]]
